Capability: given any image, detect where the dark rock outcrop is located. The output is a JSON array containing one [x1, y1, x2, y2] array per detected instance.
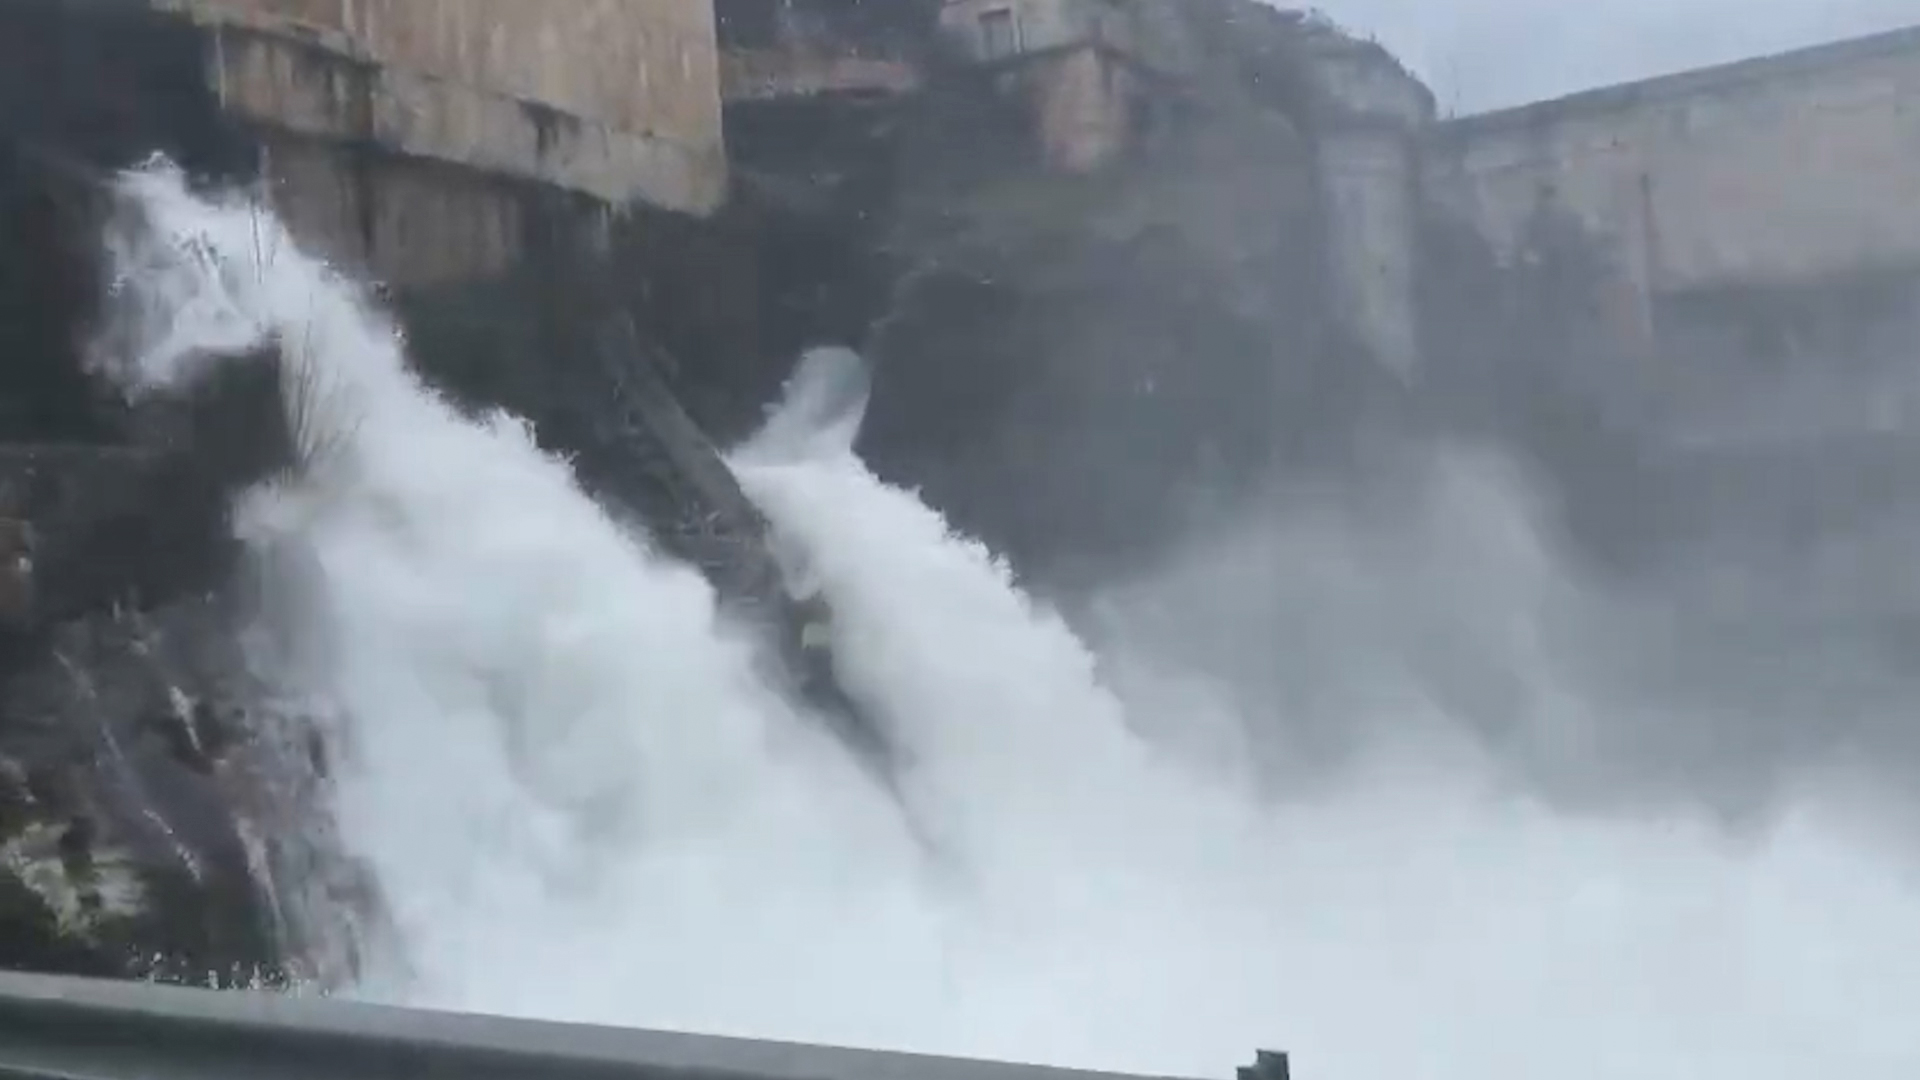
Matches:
[[0, 423, 352, 988], [850, 12, 1381, 589], [0, 595, 317, 986]]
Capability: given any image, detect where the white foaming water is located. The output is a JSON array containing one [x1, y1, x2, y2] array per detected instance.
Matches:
[[94, 161, 1920, 1080]]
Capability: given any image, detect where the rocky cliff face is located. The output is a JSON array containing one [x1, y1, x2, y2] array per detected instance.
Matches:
[[863, 115, 1357, 587], [719, 0, 1413, 591]]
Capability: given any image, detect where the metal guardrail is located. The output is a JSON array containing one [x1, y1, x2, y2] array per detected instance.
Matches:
[[0, 970, 1291, 1080]]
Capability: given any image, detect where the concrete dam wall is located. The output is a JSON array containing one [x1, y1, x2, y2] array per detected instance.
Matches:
[[2, 0, 729, 291], [1422, 23, 1920, 376], [149, 0, 729, 285]]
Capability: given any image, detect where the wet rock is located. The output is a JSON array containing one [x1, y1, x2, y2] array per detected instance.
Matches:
[[0, 601, 259, 981], [0, 333, 362, 986], [0, 593, 369, 988]]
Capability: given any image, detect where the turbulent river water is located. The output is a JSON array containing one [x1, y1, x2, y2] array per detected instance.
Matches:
[[90, 161, 1920, 1080]]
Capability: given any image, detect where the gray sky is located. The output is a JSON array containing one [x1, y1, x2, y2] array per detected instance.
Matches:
[[1307, 0, 1920, 113]]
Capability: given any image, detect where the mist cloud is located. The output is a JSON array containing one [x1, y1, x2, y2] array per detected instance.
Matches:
[[1306, 0, 1918, 112]]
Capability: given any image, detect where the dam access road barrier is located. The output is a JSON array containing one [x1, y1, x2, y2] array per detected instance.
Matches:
[[0, 970, 1293, 1080]]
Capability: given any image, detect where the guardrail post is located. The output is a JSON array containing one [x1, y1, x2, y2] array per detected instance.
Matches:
[[1237, 1049, 1291, 1080]]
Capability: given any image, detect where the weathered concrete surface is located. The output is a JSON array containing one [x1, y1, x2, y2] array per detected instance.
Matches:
[[716, 0, 926, 103], [938, 0, 1192, 72], [156, 0, 727, 212], [722, 49, 921, 103], [942, 0, 1083, 60], [934, 0, 1199, 174], [20, 0, 726, 287], [1408, 19, 1920, 640], [1424, 24, 1920, 325]]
